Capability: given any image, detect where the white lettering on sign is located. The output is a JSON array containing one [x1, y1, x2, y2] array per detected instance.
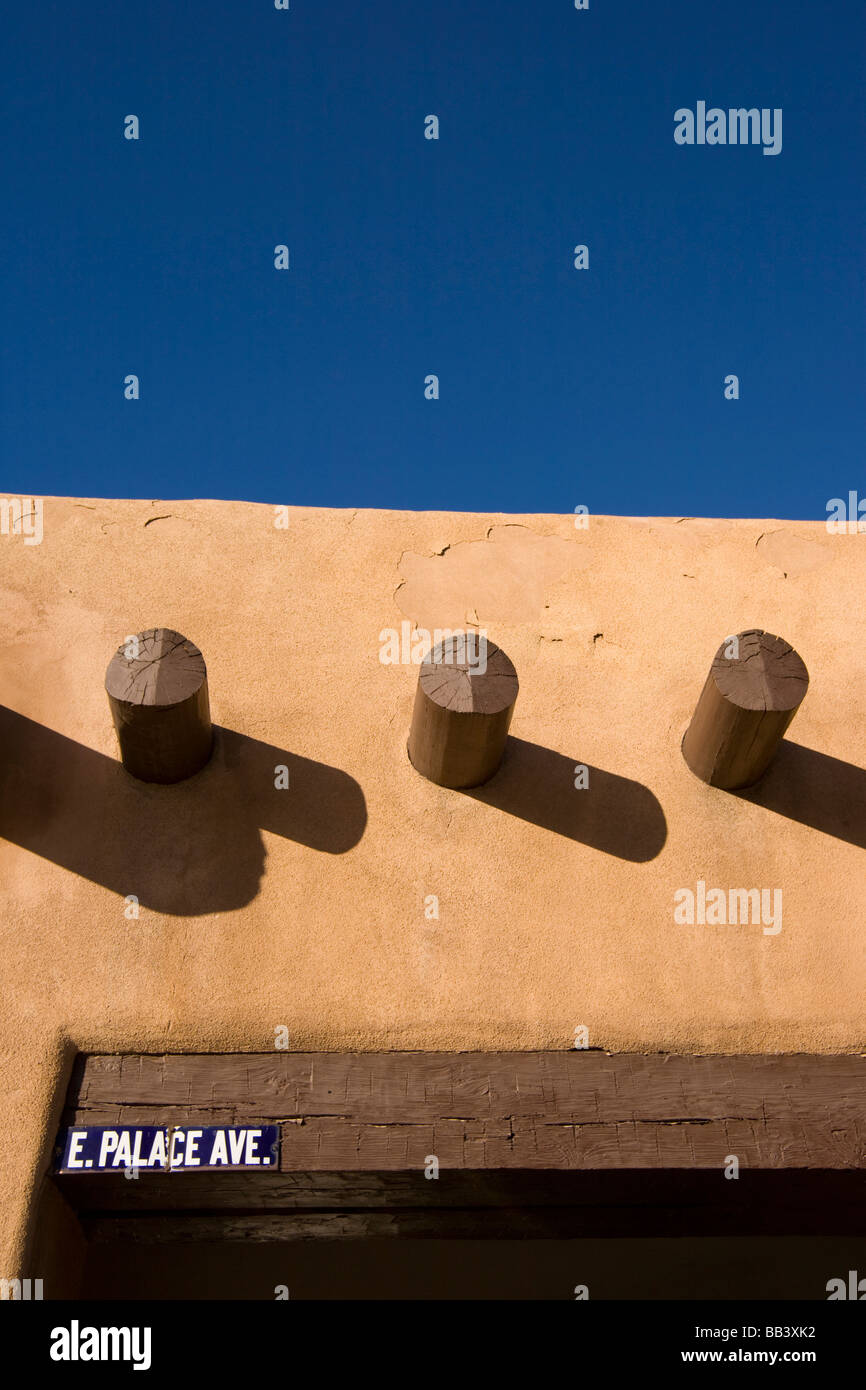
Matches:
[[147, 1130, 167, 1168], [66, 1132, 87, 1169], [98, 1131, 119, 1167], [185, 1129, 202, 1166], [56, 1126, 279, 1173]]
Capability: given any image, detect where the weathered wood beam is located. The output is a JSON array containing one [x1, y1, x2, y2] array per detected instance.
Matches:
[[56, 1167, 866, 1218], [408, 636, 518, 788], [52, 1053, 866, 1243], [79, 1183, 866, 1242], [105, 628, 213, 783], [682, 629, 809, 789], [61, 1052, 866, 1171]]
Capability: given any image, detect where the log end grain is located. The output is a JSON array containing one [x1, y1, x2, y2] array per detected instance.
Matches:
[[682, 630, 809, 790], [408, 636, 518, 789], [105, 628, 213, 784]]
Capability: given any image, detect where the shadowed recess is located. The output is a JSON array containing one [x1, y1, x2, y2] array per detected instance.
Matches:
[[0, 708, 367, 915], [735, 740, 866, 850], [465, 737, 667, 862]]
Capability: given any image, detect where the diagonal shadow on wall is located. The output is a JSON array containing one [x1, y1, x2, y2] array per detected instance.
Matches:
[[0, 707, 367, 916], [735, 740, 866, 850], [465, 736, 667, 862]]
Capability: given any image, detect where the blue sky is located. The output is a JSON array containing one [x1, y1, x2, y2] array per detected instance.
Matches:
[[2, 1, 863, 517]]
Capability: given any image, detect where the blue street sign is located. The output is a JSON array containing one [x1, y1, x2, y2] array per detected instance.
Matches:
[[54, 1125, 280, 1173]]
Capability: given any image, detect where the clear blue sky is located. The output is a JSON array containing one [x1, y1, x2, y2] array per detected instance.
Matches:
[[2, 1, 863, 518]]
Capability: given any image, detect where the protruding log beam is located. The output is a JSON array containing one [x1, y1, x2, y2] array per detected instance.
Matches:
[[105, 628, 213, 784], [681, 629, 808, 790], [408, 635, 518, 789]]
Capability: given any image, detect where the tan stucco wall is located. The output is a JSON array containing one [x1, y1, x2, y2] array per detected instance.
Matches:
[[1, 498, 864, 1277]]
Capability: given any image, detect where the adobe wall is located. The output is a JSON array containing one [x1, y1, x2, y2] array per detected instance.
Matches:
[[1, 498, 864, 1277]]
